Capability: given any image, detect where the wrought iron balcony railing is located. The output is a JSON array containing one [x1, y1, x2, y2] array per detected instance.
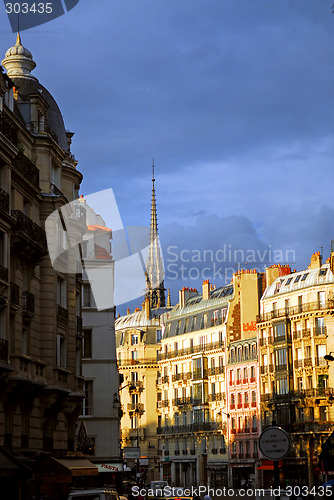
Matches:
[[13, 151, 39, 186], [0, 187, 9, 214], [0, 109, 17, 145]]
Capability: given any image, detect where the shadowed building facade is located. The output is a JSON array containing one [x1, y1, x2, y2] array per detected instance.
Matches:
[[0, 36, 86, 499]]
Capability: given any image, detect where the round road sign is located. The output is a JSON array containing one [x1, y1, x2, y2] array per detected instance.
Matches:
[[259, 426, 290, 460]]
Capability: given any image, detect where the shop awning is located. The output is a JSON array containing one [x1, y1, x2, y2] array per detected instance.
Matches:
[[53, 458, 98, 476], [0, 446, 32, 478], [257, 460, 283, 471]]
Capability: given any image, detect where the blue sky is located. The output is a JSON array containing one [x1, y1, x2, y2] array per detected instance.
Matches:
[[1, 1, 334, 311]]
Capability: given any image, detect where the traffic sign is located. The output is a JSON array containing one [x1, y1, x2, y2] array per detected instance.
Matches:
[[123, 447, 140, 459], [259, 426, 290, 460]]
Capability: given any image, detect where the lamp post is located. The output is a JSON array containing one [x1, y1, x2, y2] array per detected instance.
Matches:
[[134, 407, 141, 482]]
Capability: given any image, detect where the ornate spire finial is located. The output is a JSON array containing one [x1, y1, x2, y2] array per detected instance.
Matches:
[[167, 288, 171, 307], [16, 33, 21, 45], [145, 160, 165, 308]]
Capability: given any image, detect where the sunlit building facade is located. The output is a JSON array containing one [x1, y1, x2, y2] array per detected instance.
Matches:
[[158, 270, 265, 489], [258, 254, 334, 487]]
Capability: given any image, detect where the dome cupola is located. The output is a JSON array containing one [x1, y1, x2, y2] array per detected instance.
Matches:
[[2, 33, 37, 80]]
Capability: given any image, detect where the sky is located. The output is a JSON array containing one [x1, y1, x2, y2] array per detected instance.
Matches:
[[1, 0, 334, 312]]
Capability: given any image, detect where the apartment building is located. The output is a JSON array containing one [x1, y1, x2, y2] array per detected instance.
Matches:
[[0, 35, 86, 499], [78, 197, 122, 486], [257, 254, 334, 487], [157, 270, 265, 489], [115, 163, 169, 483], [116, 302, 163, 483]]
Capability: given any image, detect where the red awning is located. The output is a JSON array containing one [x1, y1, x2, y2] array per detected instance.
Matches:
[[257, 460, 283, 471]]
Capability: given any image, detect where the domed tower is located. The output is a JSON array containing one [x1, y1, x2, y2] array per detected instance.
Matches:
[[0, 35, 85, 493]]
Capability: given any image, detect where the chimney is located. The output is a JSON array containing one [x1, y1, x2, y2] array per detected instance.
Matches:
[[179, 287, 198, 308], [145, 298, 150, 320], [127, 308, 130, 315], [265, 264, 291, 287], [309, 251, 322, 270], [202, 280, 210, 300]]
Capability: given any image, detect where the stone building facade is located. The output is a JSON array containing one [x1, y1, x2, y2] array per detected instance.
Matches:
[[157, 270, 265, 489], [0, 35, 86, 499], [257, 254, 334, 487]]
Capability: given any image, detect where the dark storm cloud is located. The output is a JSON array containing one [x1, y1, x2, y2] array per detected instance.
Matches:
[[0, 0, 333, 311]]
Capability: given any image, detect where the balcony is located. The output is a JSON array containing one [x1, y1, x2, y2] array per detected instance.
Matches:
[[0, 187, 9, 214], [257, 300, 334, 323], [11, 210, 48, 258], [129, 381, 144, 392], [13, 151, 39, 186], [157, 339, 224, 360], [172, 373, 183, 382], [22, 291, 34, 317], [0, 338, 9, 363], [208, 366, 224, 376], [162, 375, 169, 383], [173, 397, 191, 407], [0, 109, 18, 145], [118, 357, 158, 366], [157, 422, 219, 435], [193, 368, 208, 380], [127, 403, 144, 414]]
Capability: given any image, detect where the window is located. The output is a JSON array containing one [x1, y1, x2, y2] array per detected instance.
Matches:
[[82, 283, 91, 308], [273, 323, 285, 341], [252, 415, 257, 429], [57, 277, 67, 308], [319, 269, 327, 277], [20, 326, 28, 355], [250, 366, 255, 379], [298, 296, 302, 313], [83, 329, 92, 358], [251, 391, 256, 403], [318, 292, 326, 309], [243, 368, 248, 381], [315, 317, 325, 335], [294, 275, 301, 283], [56, 334, 66, 368], [320, 406, 329, 422], [275, 348, 287, 368], [83, 381, 93, 416], [276, 378, 288, 395], [285, 300, 289, 314], [244, 392, 249, 404], [131, 334, 138, 345], [285, 277, 292, 285], [156, 329, 162, 343], [301, 273, 308, 281], [131, 351, 138, 362]]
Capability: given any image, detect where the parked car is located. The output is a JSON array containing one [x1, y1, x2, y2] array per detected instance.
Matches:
[[68, 487, 120, 500]]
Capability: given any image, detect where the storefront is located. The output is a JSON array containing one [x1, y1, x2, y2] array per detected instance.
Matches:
[[0, 446, 32, 500], [34, 455, 99, 499], [206, 462, 228, 489]]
